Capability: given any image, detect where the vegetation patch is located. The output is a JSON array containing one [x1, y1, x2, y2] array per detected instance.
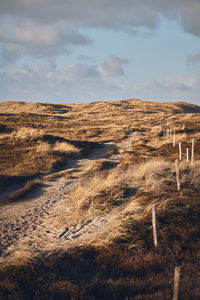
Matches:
[[0, 99, 200, 299]]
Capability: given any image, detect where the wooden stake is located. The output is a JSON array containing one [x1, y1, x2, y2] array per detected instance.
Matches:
[[173, 133, 176, 148], [191, 139, 194, 165], [152, 204, 158, 248], [175, 159, 180, 191], [179, 142, 182, 161], [173, 266, 181, 300], [186, 148, 189, 162]]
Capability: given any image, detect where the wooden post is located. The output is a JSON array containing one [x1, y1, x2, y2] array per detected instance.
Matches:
[[175, 160, 180, 191], [179, 142, 182, 161], [186, 148, 189, 162], [173, 266, 181, 300], [173, 133, 176, 148], [191, 139, 194, 165], [152, 204, 158, 247]]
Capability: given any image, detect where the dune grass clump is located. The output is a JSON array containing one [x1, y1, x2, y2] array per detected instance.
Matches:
[[58, 158, 200, 252], [56, 159, 170, 230], [3, 180, 42, 204], [14, 127, 45, 140], [35, 141, 52, 153], [53, 141, 80, 154], [106, 160, 200, 250]]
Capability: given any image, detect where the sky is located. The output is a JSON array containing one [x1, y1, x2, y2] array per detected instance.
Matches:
[[0, 0, 200, 105]]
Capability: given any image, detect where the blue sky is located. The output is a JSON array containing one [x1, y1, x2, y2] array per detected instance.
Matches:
[[0, 0, 200, 105]]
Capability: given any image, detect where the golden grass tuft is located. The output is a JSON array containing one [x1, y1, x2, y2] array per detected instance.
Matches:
[[35, 141, 51, 153], [3, 179, 42, 204], [53, 141, 80, 154], [55, 159, 170, 229], [54, 158, 200, 248], [14, 127, 44, 140]]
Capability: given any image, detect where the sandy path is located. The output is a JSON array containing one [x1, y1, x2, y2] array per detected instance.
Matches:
[[0, 178, 78, 260], [0, 136, 136, 264], [0, 143, 121, 264]]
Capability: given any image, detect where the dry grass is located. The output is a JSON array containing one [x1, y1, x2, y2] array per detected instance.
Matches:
[[52, 159, 171, 235], [2, 179, 42, 204], [53, 141, 80, 154], [1, 157, 200, 299], [35, 141, 51, 153], [0, 99, 200, 299], [54, 158, 200, 250], [1, 99, 199, 225], [14, 127, 45, 140], [106, 159, 200, 246]]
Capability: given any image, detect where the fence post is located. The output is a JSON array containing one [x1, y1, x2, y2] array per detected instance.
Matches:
[[173, 266, 181, 300], [152, 204, 158, 248], [186, 148, 189, 163], [191, 139, 194, 165], [179, 142, 182, 161], [175, 160, 180, 191], [173, 133, 176, 148]]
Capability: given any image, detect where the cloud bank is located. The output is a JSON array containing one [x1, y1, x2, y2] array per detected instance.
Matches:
[[0, 1, 200, 104], [1, 0, 200, 36], [1, 61, 200, 104], [1, 0, 200, 66], [0, 56, 128, 101]]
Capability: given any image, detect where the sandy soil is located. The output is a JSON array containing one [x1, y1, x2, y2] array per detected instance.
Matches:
[[0, 138, 131, 265]]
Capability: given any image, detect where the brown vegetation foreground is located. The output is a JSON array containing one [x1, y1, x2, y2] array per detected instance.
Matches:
[[0, 99, 200, 299]]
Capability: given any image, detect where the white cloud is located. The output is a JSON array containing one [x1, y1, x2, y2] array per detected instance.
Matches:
[[1, 58, 200, 105], [0, 19, 92, 67], [0, 19, 92, 47], [0, 59, 123, 102], [0, 1, 200, 69], [98, 56, 129, 78], [0, 0, 200, 36], [132, 73, 200, 105], [165, 73, 200, 90]]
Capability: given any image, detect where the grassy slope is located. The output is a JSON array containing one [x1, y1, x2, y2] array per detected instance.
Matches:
[[0, 99, 200, 299]]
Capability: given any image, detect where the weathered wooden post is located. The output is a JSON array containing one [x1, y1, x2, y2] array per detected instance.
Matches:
[[152, 204, 158, 247], [186, 148, 189, 162], [191, 139, 194, 165], [173, 266, 181, 300], [179, 142, 182, 161], [173, 133, 176, 148], [175, 159, 180, 191]]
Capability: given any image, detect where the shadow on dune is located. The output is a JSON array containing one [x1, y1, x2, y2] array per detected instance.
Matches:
[[0, 240, 199, 300]]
